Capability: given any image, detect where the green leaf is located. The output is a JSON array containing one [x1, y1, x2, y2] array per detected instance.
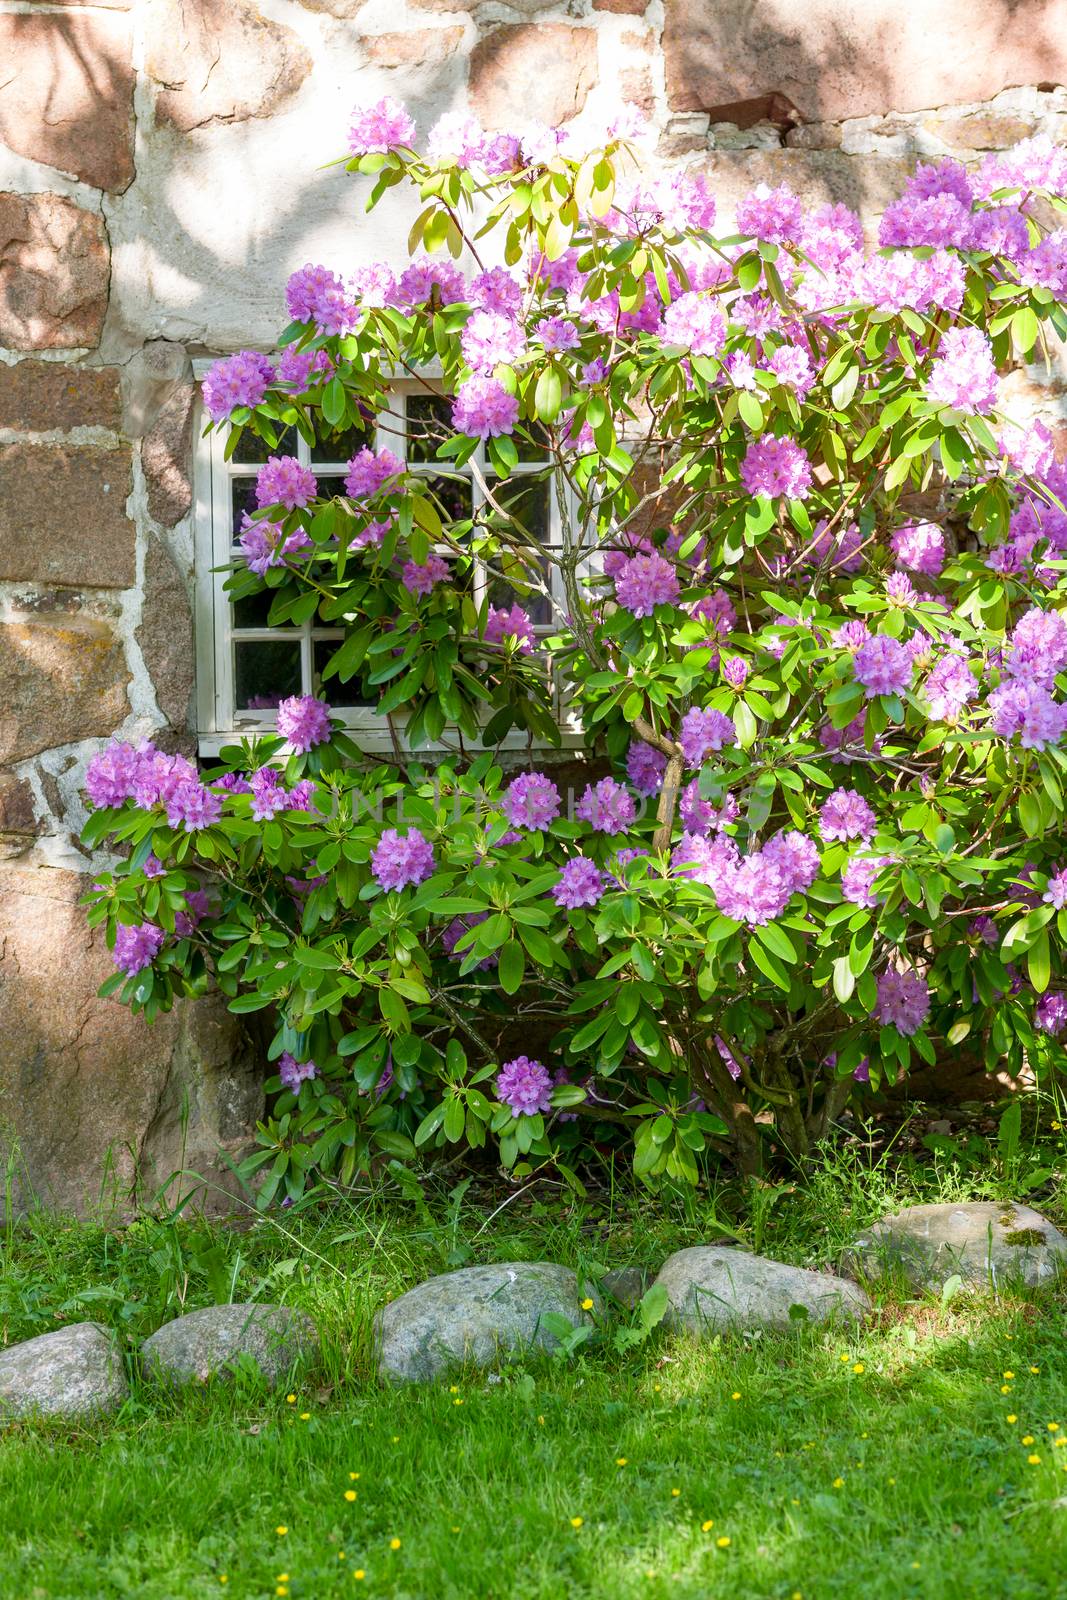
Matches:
[[534, 366, 563, 423], [321, 377, 346, 427], [498, 938, 526, 995], [748, 937, 790, 991], [832, 956, 856, 1003], [1028, 929, 1051, 994]]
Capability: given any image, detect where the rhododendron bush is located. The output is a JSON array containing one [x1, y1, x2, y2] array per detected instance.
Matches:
[[83, 102, 1067, 1199]]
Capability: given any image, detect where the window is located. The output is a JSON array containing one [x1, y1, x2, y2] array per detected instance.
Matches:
[[192, 368, 583, 756]]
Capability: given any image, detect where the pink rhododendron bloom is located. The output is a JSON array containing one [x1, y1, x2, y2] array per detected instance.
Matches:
[[202, 352, 274, 421], [875, 968, 930, 1036], [891, 522, 945, 577], [451, 375, 520, 439], [371, 828, 435, 891], [496, 1056, 553, 1117], [613, 552, 680, 617], [740, 436, 813, 500], [276, 695, 331, 753], [347, 96, 416, 155], [485, 604, 534, 653], [256, 456, 317, 511], [926, 326, 998, 414]]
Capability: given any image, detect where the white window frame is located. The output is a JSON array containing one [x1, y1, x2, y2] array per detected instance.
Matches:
[[192, 362, 587, 757]]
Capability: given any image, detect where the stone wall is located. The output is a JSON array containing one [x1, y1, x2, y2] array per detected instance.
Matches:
[[1, 0, 1065, 1213]]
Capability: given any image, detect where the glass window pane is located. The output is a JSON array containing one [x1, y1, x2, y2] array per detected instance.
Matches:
[[424, 474, 473, 529], [311, 418, 373, 464], [516, 423, 550, 463], [313, 637, 377, 708], [487, 556, 553, 627], [231, 424, 298, 464], [406, 394, 454, 462], [230, 476, 259, 538], [313, 474, 348, 501], [232, 589, 277, 629], [234, 639, 302, 710], [487, 475, 551, 544]]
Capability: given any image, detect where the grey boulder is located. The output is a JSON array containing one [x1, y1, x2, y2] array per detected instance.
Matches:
[[375, 1261, 596, 1382], [0, 1321, 127, 1419], [140, 1303, 318, 1386], [846, 1201, 1067, 1290], [655, 1246, 870, 1332]]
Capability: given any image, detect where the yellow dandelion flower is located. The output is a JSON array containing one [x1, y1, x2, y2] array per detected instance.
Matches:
[[581, 1298, 594, 1311], [731, 1392, 741, 1401], [671, 1488, 681, 1498], [791, 1498, 800, 1506], [701, 1520, 714, 1533], [653, 1382, 662, 1392], [570, 1517, 584, 1529], [449, 1385, 458, 1393], [1007, 1415, 1017, 1423], [911, 1563, 921, 1570], [277, 1576, 289, 1585], [390, 1538, 401, 1550], [453, 1398, 464, 1406], [276, 1589, 288, 1598], [716, 1536, 731, 1549], [299, 1412, 310, 1421], [1022, 1435, 1035, 1445], [1052, 1120, 1062, 1130], [391, 1435, 399, 1443], [451, 1526, 460, 1533], [832, 1477, 844, 1489], [537, 1415, 545, 1425], [354, 1571, 365, 1582], [839, 1353, 850, 1363], [1055, 1437, 1067, 1449], [1029, 1453, 1042, 1465], [338, 1552, 346, 1560], [1030, 1366, 1041, 1374], [1004, 1371, 1015, 1379], [286, 1394, 295, 1404], [860, 1432, 868, 1439], [616, 1457, 628, 1466], [1001, 1385, 1013, 1394], [852, 1363, 864, 1374], [887, 1478, 896, 1486], [345, 1490, 357, 1503], [1048, 1423, 1060, 1432], [275, 1527, 288, 1537], [350, 1472, 360, 1480]]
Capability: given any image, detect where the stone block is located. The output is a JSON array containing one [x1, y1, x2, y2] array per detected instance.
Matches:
[[0, 443, 135, 590], [0, 610, 130, 763], [0, 11, 134, 192], [141, 1305, 319, 1386], [141, 382, 195, 527], [0, 865, 262, 1217], [470, 24, 598, 129], [0, 193, 110, 352], [0, 775, 40, 839], [136, 536, 194, 731], [147, 0, 313, 133], [360, 28, 466, 68], [663, 1, 1067, 124], [0, 1324, 128, 1419], [0, 361, 122, 435]]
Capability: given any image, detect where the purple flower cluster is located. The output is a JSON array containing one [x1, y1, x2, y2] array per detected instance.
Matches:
[[1035, 991, 1067, 1037], [613, 552, 681, 617], [552, 856, 606, 909], [819, 787, 876, 843], [740, 436, 813, 501], [853, 635, 913, 698], [680, 778, 739, 834], [485, 604, 534, 653], [451, 375, 519, 440], [85, 742, 221, 833], [926, 326, 998, 415], [496, 1055, 553, 1118], [891, 521, 945, 577], [256, 456, 318, 511], [278, 1052, 319, 1093], [201, 352, 274, 422], [924, 653, 978, 723], [502, 773, 560, 831], [660, 293, 726, 357], [347, 96, 416, 155], [276, 346, 333, 392], [679, 707, 737, 766], [736, 182, 802, 244], [988, 681, 1067, 750], [802, 520, 863, 574], [672, 829, 818, 926], [841, 853, 892, 908], [276, 695, 331, 753], [626, 741, 667, 796], [285, 264, 359, 335], [461, 311, 525, 373], [112, 922, 165, 976], [1043, 867, 1067, 909], [875, 968, 930, 1036], [370, 828, 435, 891], [345, 447, 403, 500], [238, 512, 313, 576], [576, 778, 636, 835], [402, 553, 450, 595]]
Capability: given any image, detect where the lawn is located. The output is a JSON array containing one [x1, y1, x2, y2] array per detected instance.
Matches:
[[1, 1131, 1066, 1600]]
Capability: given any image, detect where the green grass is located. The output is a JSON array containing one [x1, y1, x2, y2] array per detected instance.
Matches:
[[1, 1135, 1067, 1600]]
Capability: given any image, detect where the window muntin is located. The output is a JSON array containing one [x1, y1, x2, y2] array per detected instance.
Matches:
[[193, 373, 581, 755]]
